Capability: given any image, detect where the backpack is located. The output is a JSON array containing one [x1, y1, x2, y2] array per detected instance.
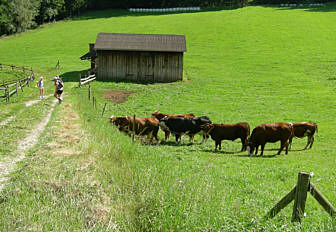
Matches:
[[57, 80, 63, 90]]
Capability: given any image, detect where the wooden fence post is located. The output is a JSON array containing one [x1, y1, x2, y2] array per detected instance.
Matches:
[[79, 74, 81, 87], [6, 86, 9, 102], [292, 172, 310, 223], [88, 85, 91, 101], [93, 96, 95, 108], [132, 114, 136, 142], [15, 82, 18, 96], [19, 80, 23, 92], [102, 103, 107, 116]]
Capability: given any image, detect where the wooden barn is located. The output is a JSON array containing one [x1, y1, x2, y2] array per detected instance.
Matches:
[[87, 33, 186, 83]]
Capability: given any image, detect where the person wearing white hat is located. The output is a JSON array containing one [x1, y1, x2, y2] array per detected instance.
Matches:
[[54, 75, 63, 103]]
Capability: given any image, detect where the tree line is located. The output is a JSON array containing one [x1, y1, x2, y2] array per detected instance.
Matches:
[[0, 0, 331, 36]]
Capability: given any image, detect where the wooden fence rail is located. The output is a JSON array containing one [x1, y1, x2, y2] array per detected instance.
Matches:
[[0, 63, 34, 102], [0, 75, 33, 102], [79, 73, 96, 87], [267, 172, 335, 223]]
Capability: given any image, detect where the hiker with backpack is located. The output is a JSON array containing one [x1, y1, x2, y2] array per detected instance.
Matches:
[[54, 76, 63, 103]]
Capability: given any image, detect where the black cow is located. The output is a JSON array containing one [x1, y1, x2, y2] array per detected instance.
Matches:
[[159, 116, 211, 143]]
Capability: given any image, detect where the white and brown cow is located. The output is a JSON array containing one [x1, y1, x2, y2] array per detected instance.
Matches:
[[288, 122, 318, 150], [151, 111, 195, 141], [110, 116, 159, 141]]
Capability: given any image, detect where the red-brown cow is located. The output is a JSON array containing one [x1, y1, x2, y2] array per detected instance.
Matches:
[[247, 123, 294, 156], [151, 111, 195, 141], [201, 122, 250, 151], [110, 116, 159, 141], [288, 122, 318, 150]]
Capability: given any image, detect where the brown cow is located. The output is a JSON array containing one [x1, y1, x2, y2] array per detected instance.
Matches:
[[288, 122, 318, 150], [201, 122, 250, 151], [110, 116, 159, 141], [247, 123, 294, 156], [151, 110, 195, 141]]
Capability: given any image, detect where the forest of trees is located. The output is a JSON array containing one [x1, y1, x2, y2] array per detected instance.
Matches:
[[0, 0, 331, 36]]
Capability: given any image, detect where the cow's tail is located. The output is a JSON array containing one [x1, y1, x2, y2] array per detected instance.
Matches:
[[315, 123, 319, 137], [288, 123, 295, 145]]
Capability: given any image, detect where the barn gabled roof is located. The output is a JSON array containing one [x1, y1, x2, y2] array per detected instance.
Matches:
[[94, 33, 186, 52]]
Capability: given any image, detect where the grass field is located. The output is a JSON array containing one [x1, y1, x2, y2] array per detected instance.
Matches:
[[0, 4, 336, 231]]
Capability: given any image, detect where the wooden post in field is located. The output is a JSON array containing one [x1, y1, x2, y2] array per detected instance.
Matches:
[[15, 82, 18, 96], [92, 96, 95, 108], [19, 80, 23, 92], [56, 60, 60, 69], [0, 63, 2, 70], [132, 114, 136, 142], [102, 103, 107, 116], [22, 66, 25, 72], [88, 85, 91, 101], [79, 74, 81, 87], [6, 86, 9, 102], [292, 172, 310, 223], [309, 182, 336, 217]]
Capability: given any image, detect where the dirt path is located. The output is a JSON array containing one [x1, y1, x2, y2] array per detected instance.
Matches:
[[0, 94, 54, 127], [0, 115, 15, 126], [0, 99, 57, 191], [25, 94, 53, 107]]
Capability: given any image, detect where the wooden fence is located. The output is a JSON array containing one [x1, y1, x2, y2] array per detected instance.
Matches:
[[0, 63, 35, 102], [79, 72, 96, 87], [268, 172, 335, 223]]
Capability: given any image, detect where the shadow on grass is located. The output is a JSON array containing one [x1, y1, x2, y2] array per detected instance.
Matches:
[[60, 69, 90, 83], [238, 154, 278, 158], [202, 149, 240, 154], [159, 141, 194, 147]]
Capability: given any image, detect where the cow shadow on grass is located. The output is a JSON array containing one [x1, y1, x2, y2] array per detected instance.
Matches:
[[263, 148, 303, 152], [202, 149, 240, 155], [238, 154, 278, 158], [159, 141, 195, 147]]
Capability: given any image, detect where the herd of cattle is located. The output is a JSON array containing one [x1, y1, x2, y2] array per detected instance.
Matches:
[[109, 111, 318, 156]]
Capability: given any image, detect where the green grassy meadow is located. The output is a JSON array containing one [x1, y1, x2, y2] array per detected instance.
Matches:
[[0, 4, 336, 231]]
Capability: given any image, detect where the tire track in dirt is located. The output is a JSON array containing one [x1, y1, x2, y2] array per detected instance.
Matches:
[[0, 99, 58, 191], [0, 94, 53, 127], [25, 94, 53, 107]]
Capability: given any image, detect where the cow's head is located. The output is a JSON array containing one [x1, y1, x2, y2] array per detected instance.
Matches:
[[200, 123, 214, 135], [110, 115, 116, 123], [151, 110, 159, 117], [152, 110, 166, 120], [246, 137, 254, 156], [158, 116, 169, 130]]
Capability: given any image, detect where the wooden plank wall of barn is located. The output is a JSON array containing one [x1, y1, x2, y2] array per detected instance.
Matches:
[[96, 51, 183, 82]]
